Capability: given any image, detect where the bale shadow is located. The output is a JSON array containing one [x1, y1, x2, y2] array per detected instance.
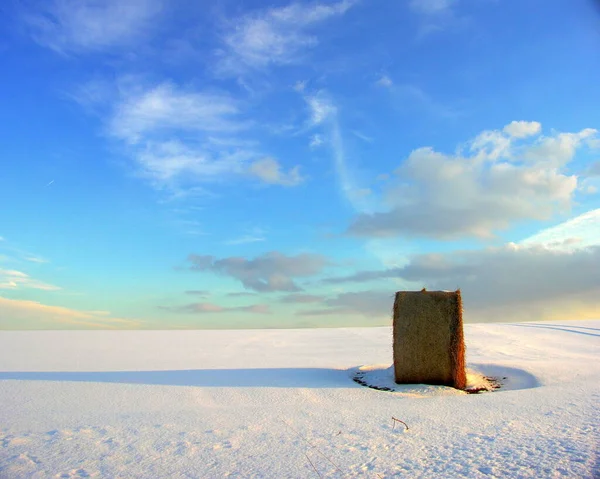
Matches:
[[0, 364, 541, 393], [0, 368, 360, 389]]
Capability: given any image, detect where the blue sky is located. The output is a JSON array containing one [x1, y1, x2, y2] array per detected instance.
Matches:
[[1, 0, 599, 329]]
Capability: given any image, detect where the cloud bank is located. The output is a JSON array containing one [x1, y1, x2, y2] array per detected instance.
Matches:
[[349, 122, 597, 239]]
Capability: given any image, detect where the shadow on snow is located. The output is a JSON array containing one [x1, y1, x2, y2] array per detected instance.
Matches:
[[0, 364, 540, 392]]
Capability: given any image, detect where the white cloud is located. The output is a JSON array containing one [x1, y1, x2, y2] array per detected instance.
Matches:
[[110, 82, 245, 144], [24, 255, 49, 264], [218, 0, 356, 73], [98, 81, 292, 190], [307, 94, 337, 125], [225, 227, 267, 245], [79, 79, 312, 192], [351, 130, 373, 143], [375, 75, 393, 88], [503, 121, 542, 138], [468, 129, 512, 161], [407, 0, 462, 40], [294, 80, 308, 92], [0, 269, 60, 291], [225, 235, 266, 246], [348, 121, 597, 239], [523, 129, 597, 167], [0, 296, 142, 329], [247, 158, 305, 186], [135, 140, 253, 184], [309, 134, 325, 148], [25, 0, 162, 54]]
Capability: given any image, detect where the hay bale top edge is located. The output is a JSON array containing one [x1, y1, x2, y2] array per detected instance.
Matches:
[[395, 289, 461, 295]]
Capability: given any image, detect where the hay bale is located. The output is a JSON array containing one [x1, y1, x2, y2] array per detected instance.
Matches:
[[393, 289, 466, 389]]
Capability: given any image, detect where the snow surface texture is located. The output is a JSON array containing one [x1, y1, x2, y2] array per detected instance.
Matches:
[[0, 320, 599, 478]]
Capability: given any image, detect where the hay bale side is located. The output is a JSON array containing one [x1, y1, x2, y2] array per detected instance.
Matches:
[[393, 289, 466, 389]]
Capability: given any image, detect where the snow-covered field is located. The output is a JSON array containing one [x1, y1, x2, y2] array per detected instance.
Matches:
[[1, 320, 599, 478]]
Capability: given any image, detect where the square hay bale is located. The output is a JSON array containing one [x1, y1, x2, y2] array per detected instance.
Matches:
[[393, 289, 466, 389]]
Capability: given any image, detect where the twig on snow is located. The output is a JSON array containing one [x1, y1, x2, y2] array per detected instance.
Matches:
[[392, 417, 409, 431], [280, 418, 385, 479], [279, 419, 345, 476], [304, 452, 323, 478]]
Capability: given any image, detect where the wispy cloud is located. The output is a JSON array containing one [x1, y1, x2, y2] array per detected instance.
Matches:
[[305, 92, 372, 211], [375, 75, 393, 88], [134, 140, 255, 185], [247, 158, 305, 186], [160, 302, 271, 314], [224, 226, 267, 246], [409, 0, 455, 15], [309, 134, 325, 148], [225, 236, 266, 245], [0, 296, 142, 329], [109, 82, 246, 144], [24, 0, 163, 54], [351, 130, 374, 143], [78, 80, 255, 189], [24, 255, 49, 264], [184, 290, 211, 297], [0, 238, 51, 265], [74, 79, 306, 194], [186, 251, 329, 292], [0, 269, 60, 291], [279, 293, 324, 303], [378, 79, 461, 119], [226, 292, 258, 298], [348, 122, 598, 240], [217, 0, 357, 73], [408, 0, 461, 38]]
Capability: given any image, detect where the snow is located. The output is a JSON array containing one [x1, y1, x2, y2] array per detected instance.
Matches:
[[0, 320, 599, 478]]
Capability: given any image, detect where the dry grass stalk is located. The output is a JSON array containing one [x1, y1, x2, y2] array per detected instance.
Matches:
[[280, 418, 384, 479], [279, 419, 346, 476], [304, 452, 323, 478], [391, 417, 409, 431]]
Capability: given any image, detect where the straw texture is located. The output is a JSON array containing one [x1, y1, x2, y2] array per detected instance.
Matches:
[[393, 289, 466, 389]]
